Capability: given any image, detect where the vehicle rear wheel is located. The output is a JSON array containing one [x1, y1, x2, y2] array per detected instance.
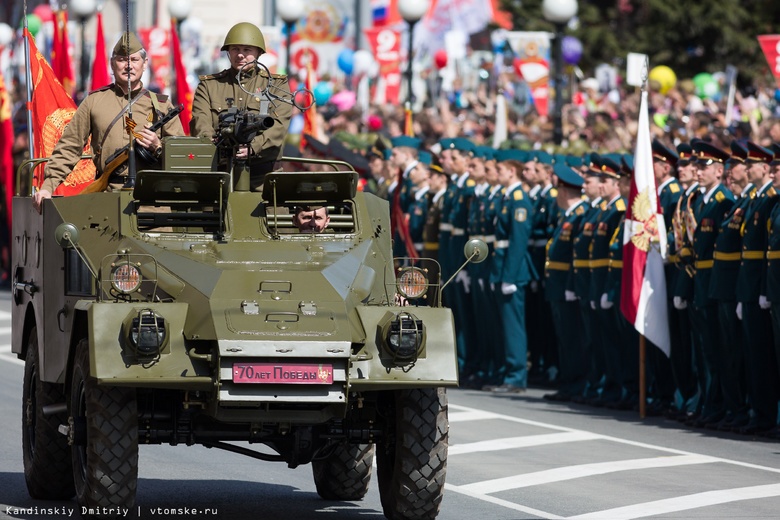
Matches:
[[312, 441, 374, 500], [22, 326, 75, 499], [376, 387, 448, 520], [70, 338, 138, 517]]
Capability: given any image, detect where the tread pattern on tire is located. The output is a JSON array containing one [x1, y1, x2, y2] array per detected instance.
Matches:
[[378, 387, 448, 520], [72, 339, 139, 516], [312, 442, 375, 501], [22, 328, 75, 500]]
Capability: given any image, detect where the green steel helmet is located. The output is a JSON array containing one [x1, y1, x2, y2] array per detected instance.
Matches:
[[221, 23, 266, 52]]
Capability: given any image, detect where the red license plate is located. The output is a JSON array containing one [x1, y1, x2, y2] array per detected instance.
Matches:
[[232, 363, 333, 384]]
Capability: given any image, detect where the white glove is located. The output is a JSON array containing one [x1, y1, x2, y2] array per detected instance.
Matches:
[[490, 282, 495, 292], [600, 293, 613, 309], [565, 290, 577, 302], [736, 302, 743, 320], [760, 295, 771, 310], [590, 300, 596, 310], [477, 278, 485, 291], [455, 270, 471, 294], [529, 280, 539, 293], [673, 296, 688, 310], [501, 282, 518, 295]]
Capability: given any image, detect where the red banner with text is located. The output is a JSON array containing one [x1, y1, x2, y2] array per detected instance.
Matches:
[[758, 35, 780, 88], [364, 27, 402, 105]]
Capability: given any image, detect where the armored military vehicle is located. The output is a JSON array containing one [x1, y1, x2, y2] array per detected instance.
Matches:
[[13, 119, 487, 518]]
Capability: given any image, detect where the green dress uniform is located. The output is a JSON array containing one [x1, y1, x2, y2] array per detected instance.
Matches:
[[422, 188, 445, 305], [491, 182, 533, 390], [466, 183, 493, 386], [589, 194, 626, 404], [481, 185, 506, 386], [735, 180, 779, 433], [407, 185, 430, 256], [545, 199, 588, 398], [709, 183, 756, 429], [765, 200, 780, 421], [42, 84, 184, 193], [438, 174, 460, 306], [571, 196, 603, 400], [691, 182, 735, 425], [190, 67, 292, 188]]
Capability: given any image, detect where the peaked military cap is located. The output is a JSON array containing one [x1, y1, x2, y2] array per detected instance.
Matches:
[[727, 141, 748, 167], [428, 152, 445, 174], [651, 139, 678, 166], [554, 162, 584, 188], [621, 154, 634, 177], [746, 141, 773, 164], [449, 137, 475, 155], [473, 146, 494, 161], [534, 150, 554, 165], [390, 135, 422, 149], [676, 143, 694, 165], [566, 155, 584, 168], [692, 140, 729, 165], [495, 149, 527, 163], [418, 150, 433, 165], [595, 155, 621, 179], [113, 32, 144, 56], [366, 138, 388, 161], [770, 143, 780, 166]]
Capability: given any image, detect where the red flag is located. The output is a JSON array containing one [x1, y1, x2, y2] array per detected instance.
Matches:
[[300, 56, 318, 152], [51, 10, 75, 96], [90, 12, 111, 91], [170, 20, 192, 134], [0, 71, 13, 228], [26, 29, 96, 195], [758, 35, 780, 88], [620, 89, 670, 356]]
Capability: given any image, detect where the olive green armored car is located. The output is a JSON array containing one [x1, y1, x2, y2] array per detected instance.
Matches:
[[13, 133, 487, 519]]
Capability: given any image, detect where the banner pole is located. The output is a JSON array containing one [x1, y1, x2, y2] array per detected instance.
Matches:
[[639, 333, 646, 418], [23, 5, 36, 194]]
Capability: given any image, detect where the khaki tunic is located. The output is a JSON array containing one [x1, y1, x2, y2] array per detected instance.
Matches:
[[190, 67, 292, 167], [41, 84, 185, 194]]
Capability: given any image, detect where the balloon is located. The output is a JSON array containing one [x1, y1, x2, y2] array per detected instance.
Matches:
[[23, 14, 42, 36], [648, 65, 676, 95], [0, 23, 13, 47], [336, 49, 354, 75], [561, 36, 582, 65], [32, 4, 54, 23], [352, 49, 374, 76], [312, 81, 333, 106], [434, 49, 448, 69], [775, 89, 780, 103], [693, 72, 718, 99]]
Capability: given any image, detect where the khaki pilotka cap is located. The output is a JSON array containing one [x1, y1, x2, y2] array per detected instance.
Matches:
[[113, 32, 144, 56]]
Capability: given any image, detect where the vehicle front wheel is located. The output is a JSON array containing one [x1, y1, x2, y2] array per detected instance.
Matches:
[[70, 338, 138, 518], [22, 326, 75, 499], [312, 441, 374, 501], [376, 387, 448, 520]]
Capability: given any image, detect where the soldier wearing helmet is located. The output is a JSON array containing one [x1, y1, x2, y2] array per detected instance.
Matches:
[[190, 23, 292, 190]]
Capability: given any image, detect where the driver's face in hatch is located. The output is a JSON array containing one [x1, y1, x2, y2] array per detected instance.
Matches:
[[293, 206, 330, 233]]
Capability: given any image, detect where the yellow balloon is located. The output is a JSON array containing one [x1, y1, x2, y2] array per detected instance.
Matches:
[[649, 65, 677, 95]]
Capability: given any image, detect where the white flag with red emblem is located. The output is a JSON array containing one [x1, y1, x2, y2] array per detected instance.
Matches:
[[621, 89, 670, 356]]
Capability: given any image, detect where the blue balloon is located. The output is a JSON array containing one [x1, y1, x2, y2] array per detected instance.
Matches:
[[561, 36, 583, 65], [313, 81, 333, 106], [775, 89, 780, 103], [337, 48, 354, 75]]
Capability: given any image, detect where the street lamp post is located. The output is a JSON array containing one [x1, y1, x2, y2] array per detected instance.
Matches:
[[277, 0, 304, 76], [70, 0, 97, 99], [398, 0, 430, 106], [542, 0, 578, 145], [168, 0, 193, 36]]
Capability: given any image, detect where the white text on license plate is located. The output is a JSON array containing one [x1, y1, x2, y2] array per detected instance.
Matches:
[[233, 363, 333, 384]]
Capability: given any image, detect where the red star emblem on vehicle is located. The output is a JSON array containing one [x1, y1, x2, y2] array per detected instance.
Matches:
[[188, 153, 195, 160]]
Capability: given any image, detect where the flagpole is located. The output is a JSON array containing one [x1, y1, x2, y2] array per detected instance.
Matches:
[[639, 333, 646, 418], [23, 3, 36, 195]]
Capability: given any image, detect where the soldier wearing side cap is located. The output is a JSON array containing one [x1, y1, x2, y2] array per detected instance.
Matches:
[[734, 142, 780, 435], [542, 163, 589, 402], [33, 32, 185, 210], [689, 142, 735, 428], [708, 141, 753, 431], [191, 23, 292, 190]]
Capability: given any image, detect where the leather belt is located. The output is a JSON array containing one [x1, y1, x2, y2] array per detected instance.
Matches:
[[495, 240, 509, 249], [695, 260, 714, 269], [590, 259, 610, 268], [742, 250, 765, 260], [424, 242, 439, 250], [573, 259, 590, 268], [713, 251, 741, 261], [483, 235, 496, 244], [545, 261, 570, 271], [767, 251, 780, 260], [452, 227, 465, 236], [609, 259, 623, 269]]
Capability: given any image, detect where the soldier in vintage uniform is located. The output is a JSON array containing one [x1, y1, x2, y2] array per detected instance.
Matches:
[[542, 162, 588, 401], [34, 32, 185, 210], [735, 142, 779, 434], [689, 141, 735, 427], [190, 23, 292, 190], [490, 153, 533, 393]]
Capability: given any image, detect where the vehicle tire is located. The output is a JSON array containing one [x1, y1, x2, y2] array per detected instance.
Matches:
[[376, 387, 448, 520], [22, 326, 75, 499], [312, 441, 374, 500], [70, 338, 138, 517]]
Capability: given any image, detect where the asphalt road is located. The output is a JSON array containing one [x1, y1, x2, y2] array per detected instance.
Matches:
[[2, 291, 780, 519]]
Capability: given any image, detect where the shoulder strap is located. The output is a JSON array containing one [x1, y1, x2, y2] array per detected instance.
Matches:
[[95, 88, 148, 156]]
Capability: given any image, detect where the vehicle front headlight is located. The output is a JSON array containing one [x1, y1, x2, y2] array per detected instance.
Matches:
[[397, 267, 428, 300], [111, 262, 142, 293], [383, 312, 424, 365]]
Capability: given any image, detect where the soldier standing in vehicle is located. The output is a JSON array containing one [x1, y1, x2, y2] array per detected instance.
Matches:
[[190, 23, 292, 190], [33, 32, 184, 211]]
